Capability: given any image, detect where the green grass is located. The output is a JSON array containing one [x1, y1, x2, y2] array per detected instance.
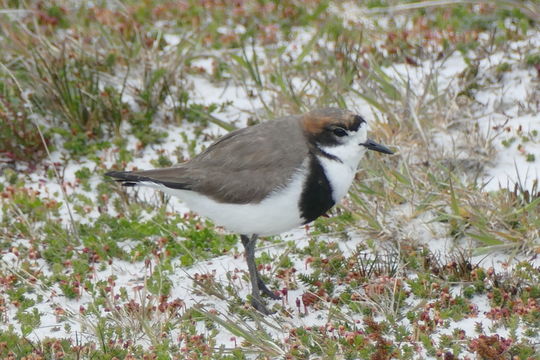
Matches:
[[1, 0, 540, 358], [0, 77, 49, 164]]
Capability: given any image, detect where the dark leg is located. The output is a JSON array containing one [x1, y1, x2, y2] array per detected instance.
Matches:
[[240, 234, 277, 314], [240, 235, 280, 300], [258, 278, 281, 299]]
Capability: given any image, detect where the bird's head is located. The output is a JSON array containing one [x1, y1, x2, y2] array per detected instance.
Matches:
[[301, 108, 393, 163]]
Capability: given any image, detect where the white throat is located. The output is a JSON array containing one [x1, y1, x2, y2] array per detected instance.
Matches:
[[316, 142, 367, 203]]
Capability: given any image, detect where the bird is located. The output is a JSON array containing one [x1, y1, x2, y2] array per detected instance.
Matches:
[[106, 107, 394, 314]]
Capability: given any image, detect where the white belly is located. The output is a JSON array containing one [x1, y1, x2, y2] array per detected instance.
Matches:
[[144, 171, 306, 236]]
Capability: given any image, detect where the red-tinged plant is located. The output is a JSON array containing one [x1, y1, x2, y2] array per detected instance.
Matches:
[[468, 335, 512, 360]]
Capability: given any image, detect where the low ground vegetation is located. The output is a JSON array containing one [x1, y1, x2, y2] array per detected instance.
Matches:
[[1, 0, 539, 359]]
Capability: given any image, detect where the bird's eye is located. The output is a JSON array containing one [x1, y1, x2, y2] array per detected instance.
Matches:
[[333, 127, 347, 137]]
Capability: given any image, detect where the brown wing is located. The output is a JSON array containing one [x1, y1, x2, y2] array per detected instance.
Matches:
[[107, 115, 309, 204]]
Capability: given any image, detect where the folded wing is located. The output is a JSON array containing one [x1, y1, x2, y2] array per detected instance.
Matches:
[[106, 116, 309, 204]]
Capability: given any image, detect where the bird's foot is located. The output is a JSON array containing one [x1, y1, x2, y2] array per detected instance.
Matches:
[[250, 294, 276, 315], [258, 280, 281, 300]]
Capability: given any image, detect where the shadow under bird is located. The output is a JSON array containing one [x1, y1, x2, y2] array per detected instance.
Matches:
[[106, 107, 394, 314]]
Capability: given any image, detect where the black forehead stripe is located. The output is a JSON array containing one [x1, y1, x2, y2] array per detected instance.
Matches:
[[349, 115, 366, 131]]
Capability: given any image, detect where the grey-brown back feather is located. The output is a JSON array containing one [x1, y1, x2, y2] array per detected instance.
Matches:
[[110, 115, 309, 204]]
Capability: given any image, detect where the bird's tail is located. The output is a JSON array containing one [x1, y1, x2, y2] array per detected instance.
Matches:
[[105, 170, 192, 190], [105, 171, 152, 187]]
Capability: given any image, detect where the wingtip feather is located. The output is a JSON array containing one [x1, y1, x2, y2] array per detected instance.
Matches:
[[105, 170, 142, 186], [105, 169, 191, 190]]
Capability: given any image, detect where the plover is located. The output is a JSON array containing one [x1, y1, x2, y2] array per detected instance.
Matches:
[[106, 108, 394, 314]]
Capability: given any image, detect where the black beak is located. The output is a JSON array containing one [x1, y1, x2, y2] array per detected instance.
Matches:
[[360, 139, 394, 154]]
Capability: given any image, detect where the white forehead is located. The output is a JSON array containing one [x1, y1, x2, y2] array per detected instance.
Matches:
[[350, 123, 368, 143]]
